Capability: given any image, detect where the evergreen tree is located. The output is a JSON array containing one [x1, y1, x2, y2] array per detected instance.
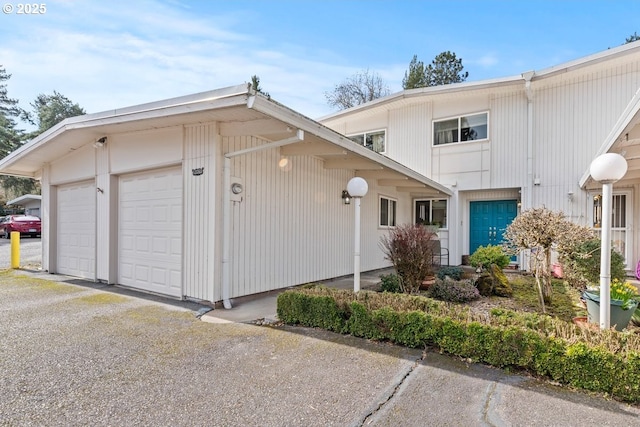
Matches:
[[424, 51, 469, 87], [626, 32, 640, 44], [402, 55, 427, 89], [25, 91, 85, 135]]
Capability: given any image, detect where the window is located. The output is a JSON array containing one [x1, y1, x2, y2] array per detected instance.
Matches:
[[593, 193, 629, 262], [379, 196, 397, 227], [414, 199, 447, 229], [433, 112, 488, 146], [349, 130, 386, 153]]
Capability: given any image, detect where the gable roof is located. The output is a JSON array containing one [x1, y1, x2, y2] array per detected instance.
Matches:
[[0, 84, 452, 198]]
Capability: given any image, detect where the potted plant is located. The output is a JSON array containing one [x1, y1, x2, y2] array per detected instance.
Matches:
[[582, 279, 639, 331]]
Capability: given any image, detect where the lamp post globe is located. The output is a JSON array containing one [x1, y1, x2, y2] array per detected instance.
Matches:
[[590, 153, 627, 183], [347, 177, 368, 198]]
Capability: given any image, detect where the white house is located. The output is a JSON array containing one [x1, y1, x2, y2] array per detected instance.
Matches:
[[2, 41, 640, 305], [320, 41, 640, 272], [0, 85, 450, 306], [6, 194, 42, 216]]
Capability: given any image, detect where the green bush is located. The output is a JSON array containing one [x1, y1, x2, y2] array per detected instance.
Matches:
[[379, 273, 402, 293], [428, 277, 480, 303], [469, 245, 510, 270], [436, 266, 464, 281], [560, 238, 626, 290], [277, 286, 640, 403]]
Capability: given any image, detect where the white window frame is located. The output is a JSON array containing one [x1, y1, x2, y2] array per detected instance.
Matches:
[[348, 129, 386, 154], [414, 199, 448, 230], [432, 111, 489, 146], [590, 189, 632, 266], [379, 195, 397, 228]]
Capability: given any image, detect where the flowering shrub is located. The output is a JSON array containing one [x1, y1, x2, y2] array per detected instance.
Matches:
[[428, 277, 480, 303]]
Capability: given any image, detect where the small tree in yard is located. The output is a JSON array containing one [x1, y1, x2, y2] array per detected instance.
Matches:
[[380, 224, 437, 294], [502, 208, 594, 312]]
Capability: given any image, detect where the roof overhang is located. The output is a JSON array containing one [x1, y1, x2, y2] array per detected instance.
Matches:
[[0, 84, 452, 198], [580, 86, 640, 189], [6, 194, 42, 206]]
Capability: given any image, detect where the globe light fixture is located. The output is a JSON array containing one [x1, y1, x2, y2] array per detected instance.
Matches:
[[589, 153, 627, 329]]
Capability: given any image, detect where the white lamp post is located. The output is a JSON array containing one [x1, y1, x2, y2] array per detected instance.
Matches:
[[589, 153, 627, 329], [347, 177, 368, 292]]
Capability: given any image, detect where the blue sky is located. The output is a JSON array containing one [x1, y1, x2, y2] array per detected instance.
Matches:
[[1, 0, 639, 126]]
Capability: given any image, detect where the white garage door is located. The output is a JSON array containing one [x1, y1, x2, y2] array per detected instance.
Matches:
[[57, 181, 96, 279], [118, 167, 183, 297]]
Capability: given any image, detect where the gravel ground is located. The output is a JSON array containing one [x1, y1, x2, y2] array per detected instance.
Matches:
[[0, 271, 421, 426]]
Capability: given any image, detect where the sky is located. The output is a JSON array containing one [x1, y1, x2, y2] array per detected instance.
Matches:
[[1, 0, 640, 129]]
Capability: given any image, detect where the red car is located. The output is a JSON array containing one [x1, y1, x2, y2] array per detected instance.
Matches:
[[0, 215, 41, 238]]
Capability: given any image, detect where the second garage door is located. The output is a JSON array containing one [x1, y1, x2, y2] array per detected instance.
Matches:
[[118, 167, 183, 297]]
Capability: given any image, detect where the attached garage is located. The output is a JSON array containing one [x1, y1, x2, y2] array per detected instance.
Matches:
[[57, 180, 96, 279], [118, 167, 183, 297]]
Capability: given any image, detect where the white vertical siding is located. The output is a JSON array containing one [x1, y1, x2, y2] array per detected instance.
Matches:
[[95, 146, 111, 282], [183, 124, 217, 301], [222, 135, 401, 298], [388, 103, 431, 175]]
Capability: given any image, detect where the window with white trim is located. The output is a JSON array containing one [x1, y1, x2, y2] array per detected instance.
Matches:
[[414, 199, 447, 229], [379, 196, 397, 227], [349, 130, 386, 153], [433, 112, 488, 146], [592, 192, 630, 263]]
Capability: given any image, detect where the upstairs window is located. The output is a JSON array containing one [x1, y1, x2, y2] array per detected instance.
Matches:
[[433, 112, 488, 146], [349, 130, 386, 153]]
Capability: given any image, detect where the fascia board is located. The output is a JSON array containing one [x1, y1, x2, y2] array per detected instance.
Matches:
[[249, 95, 453, 196], [579, 86, 640, 188], [0, 85, 251, 173]]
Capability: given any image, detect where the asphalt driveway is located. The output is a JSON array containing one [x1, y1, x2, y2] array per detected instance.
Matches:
[[2, 270, 640, 426]]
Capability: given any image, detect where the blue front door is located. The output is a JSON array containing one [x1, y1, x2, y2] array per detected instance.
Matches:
[[469, 200, 518, 256]]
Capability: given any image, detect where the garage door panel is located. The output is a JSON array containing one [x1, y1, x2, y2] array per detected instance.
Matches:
[[118, 167, 182, 297], [57, 181, 96, 279]]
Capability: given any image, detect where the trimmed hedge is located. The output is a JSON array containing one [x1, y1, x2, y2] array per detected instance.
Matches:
[[276, 286, 640, 403]]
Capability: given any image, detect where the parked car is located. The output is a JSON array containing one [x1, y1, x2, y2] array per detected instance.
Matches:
[[0, 215, 41, 238]]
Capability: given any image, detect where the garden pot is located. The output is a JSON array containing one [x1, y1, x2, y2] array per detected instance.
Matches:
[[420, 276, 436, 291], [582, 291, 638, 331]]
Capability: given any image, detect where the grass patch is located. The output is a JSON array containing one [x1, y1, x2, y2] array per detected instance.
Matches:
[[0, 270, 82, 294], [73, 293, 129, 305], [508, 275, 586, 322]]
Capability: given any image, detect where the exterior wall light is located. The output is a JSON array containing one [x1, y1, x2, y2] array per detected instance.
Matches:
[[341, 190, 351, 205], [589, 153, 628, 330]]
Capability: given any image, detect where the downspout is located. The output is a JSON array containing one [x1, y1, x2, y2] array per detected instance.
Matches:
[[221, 125, 304, 309], [523, 71, 535, 209]]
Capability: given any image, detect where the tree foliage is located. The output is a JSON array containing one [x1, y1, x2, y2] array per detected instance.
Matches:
[[502, 208, 594, 312], [402, 51, 469, 89], [425, 51, 469, 86], [0, 69, 85, 199], [625, 32, 640, 44], [25, 91, 85, 135], [325, 69, 390, 110], [402, 55, 427, 89], [250, 75, 269, 98]]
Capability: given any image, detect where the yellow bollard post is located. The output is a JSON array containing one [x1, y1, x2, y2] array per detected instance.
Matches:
[[10, 231, 20, 269]]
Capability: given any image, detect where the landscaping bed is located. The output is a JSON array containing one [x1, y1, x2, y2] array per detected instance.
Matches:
[[276, 273, 640, 404]]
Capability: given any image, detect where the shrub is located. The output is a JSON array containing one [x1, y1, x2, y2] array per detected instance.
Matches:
[[560, 238, 626, 290], [277, 286, 640, 403], [380, 224, 438, 293], [379, 273, 402, 293], [437, 266, 464, 281], [469, 245, 510, 270], [429, 277, 480, 303]]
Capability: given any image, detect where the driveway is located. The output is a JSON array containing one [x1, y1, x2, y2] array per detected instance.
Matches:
[[2, 270, 640, 426]]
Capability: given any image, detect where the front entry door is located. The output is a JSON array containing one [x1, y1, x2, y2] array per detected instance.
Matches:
[[469, 200, 518, 256]]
